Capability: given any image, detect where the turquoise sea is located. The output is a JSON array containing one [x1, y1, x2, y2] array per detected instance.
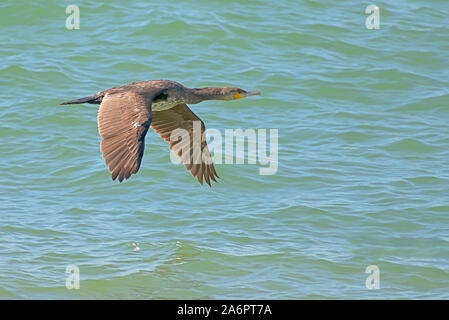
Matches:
[[1, 0, 448, 299]]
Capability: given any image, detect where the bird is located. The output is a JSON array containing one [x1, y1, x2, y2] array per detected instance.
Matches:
[[60, 80, 260, 186]]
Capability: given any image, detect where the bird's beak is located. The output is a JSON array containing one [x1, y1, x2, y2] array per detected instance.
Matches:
[[233, 91, 261, 100], [241, 91, 261, 98], [240, 91, 260, 98]]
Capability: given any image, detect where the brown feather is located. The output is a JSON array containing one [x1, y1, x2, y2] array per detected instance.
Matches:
[[151, 104, 219, 186], [97, 89, 164, 182]]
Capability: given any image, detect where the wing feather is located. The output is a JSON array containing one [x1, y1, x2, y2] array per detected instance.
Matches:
[[151, 104, 219, 186], [97, 89, 163, 182]]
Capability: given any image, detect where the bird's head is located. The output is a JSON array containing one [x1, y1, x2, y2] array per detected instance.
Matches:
[[188, 86, 261, 104], [221, 87, 261, 100]]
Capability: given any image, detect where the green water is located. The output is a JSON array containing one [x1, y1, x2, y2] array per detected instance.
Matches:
[[1, 0, 449, 299]]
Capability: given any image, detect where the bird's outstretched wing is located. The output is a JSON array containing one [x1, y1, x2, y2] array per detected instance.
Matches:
[[97, 89, 163, 182], [151, 104, 219, 186]]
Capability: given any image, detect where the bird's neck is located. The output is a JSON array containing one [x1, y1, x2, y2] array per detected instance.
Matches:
[[186, 87, 229, 104]]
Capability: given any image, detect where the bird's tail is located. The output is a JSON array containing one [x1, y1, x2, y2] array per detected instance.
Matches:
[[60, 95, 102, 105]]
